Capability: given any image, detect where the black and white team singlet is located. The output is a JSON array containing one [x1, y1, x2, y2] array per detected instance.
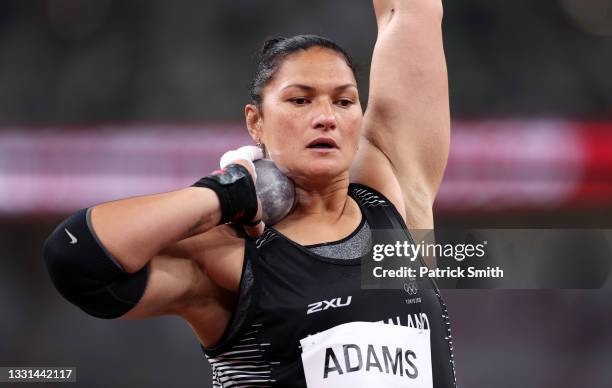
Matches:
[[201, 183, 457, 388]]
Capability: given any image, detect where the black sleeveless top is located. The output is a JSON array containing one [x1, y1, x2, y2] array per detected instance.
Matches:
[[201, 183, 457, 388]]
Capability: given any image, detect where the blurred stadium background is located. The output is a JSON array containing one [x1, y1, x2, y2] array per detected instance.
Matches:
[[1, 0, 611, 387]]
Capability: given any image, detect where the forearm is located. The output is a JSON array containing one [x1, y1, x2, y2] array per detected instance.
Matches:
[[367, 0, 448, 138], [90, 187, 221, 273]]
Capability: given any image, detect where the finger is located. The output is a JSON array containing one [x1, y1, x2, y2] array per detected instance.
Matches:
[[220, 147, 261, 168], [231, 159, 257, 181], [237, 145, 263, 162], [219, 145, 262, 173]]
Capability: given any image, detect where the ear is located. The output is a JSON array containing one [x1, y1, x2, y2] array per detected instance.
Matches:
[[245, 104, 264, 143]]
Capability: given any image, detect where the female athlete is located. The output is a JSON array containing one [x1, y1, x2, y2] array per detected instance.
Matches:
[[44, 1, 454, 386]]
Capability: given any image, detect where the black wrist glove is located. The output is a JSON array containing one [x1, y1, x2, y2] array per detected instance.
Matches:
[[192, 164, 258, 225]]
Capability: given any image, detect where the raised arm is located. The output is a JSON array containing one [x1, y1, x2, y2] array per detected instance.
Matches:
[[351, 0, 449, 229]]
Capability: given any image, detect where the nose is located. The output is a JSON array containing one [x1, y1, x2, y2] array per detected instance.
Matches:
[[311, 100, 337, 131]]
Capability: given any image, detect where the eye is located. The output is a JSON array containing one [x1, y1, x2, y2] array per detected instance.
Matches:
[[289, 97, 310, 105], [336, 99, 354, 107]]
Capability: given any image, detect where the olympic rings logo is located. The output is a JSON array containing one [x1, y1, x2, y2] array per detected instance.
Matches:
[[403, 282, 419, 295]]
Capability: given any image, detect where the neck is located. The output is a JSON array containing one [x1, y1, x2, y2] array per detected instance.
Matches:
[[289, 174, 351, 222]]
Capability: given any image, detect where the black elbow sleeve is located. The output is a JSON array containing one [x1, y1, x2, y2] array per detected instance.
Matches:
[[43, 208, 149, 319]]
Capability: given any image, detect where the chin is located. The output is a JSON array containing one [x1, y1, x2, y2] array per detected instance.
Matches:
[[301, 159, 349, 181]]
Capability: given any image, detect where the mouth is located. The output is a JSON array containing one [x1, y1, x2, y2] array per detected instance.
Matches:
[[306, 137, 338, 150]]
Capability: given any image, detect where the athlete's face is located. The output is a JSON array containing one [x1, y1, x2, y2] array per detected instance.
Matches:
[[246, 47, 363, 186]]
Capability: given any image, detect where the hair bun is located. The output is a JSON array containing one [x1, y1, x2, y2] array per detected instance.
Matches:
[[261, 37, 284, 55]]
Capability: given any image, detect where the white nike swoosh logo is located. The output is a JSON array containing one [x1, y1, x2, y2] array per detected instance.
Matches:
[[64, 228, 78, 244]]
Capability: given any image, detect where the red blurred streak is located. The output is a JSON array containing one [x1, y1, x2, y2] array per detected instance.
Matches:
[[563, 122, 612, 208]]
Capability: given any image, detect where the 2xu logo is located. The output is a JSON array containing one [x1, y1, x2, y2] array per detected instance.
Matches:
[[307, 296, 352, 315]]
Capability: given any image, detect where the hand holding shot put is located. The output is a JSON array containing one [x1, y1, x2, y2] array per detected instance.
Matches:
[[44, 1, 454, 386], [215, 144, 267, 239], [217, 145, 297, 237]]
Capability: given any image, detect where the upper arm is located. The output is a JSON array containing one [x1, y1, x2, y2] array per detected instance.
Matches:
[[350, 137, 435, 229], [120, 226, 244, 320], [352, 0, 449, 226], [118, 252, 203, 320]]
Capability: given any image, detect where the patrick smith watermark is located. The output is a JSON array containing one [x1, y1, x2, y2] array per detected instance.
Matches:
[[370, 238, 502, 280], [362, 229, 612, 289]]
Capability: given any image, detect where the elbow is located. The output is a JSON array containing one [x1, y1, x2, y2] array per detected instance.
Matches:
[[43, 209, 149, 319], [42, 236, 104, 318], [403, 1, 444, 25], [375, 0, 443, 27]]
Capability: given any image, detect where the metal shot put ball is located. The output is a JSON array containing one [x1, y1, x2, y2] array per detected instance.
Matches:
[[254, 159, 296, 225]]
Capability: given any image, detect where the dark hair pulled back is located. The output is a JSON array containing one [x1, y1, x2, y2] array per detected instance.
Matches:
[[249, 34, 357, 108]]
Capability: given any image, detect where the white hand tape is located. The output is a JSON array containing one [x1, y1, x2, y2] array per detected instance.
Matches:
[[219, 145, 264, 178]]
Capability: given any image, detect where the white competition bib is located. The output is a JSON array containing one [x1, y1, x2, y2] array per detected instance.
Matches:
[[300, 321, 433, 388]]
